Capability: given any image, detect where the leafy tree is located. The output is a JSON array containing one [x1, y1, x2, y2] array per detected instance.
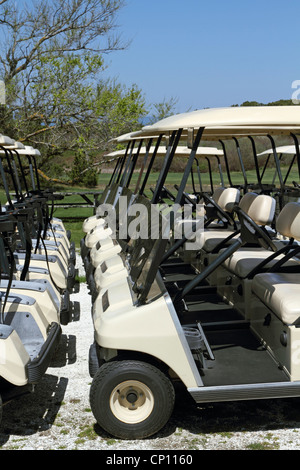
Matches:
[[148, 97, 179, 124], [0, 1, 184, 185], [0, 0, 147, 183]]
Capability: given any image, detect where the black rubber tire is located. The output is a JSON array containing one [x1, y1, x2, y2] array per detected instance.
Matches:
[[90, 360, 175, 439]]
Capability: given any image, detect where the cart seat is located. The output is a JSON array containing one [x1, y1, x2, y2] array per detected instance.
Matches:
[[199, 229, 239, 252], [200, 192, 264, 252], [252, 272, 300, 325], [223, 246, 300, 277], [211, 186, 240, 213], [250, 202, 300, 325], [223, 201, 300, 278], [201, 187, 240, 230]]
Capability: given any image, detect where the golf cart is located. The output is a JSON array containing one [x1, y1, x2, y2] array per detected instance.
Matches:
[[0, 135, 74, 425], [86, 106, 300, 440], [81, 140, 236, 300]]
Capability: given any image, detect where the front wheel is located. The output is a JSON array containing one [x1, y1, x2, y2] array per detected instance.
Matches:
[[90, 360, 175, 439]]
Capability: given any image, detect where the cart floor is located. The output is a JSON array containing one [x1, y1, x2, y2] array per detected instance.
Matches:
[[160, 262, 197, 283], [162, 261, 290, 387], [201, 327, 288, 387]]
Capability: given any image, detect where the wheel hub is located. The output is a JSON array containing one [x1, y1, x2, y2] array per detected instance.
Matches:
[[110, 380, 154, 424], [126, 392, 138, 404]]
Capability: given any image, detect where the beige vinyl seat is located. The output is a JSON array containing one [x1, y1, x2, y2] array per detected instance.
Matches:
[[222, 246, 299, 278], [205, 186, 241, 224], [223, 200, 300, 278], [252, 272, 300, 325], [199, 191, 255, 253], [199, 229, 238, 253], [251, 202, 300, 325], [221, 193, 285, 277]]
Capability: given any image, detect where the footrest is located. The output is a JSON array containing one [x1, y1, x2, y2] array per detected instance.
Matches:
[[26, 322, 61, 384], [197, 322, 215, 361], [183, 322, 215, 370]]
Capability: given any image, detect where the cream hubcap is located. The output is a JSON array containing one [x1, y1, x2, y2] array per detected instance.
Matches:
[[110, 380, 154, 424]]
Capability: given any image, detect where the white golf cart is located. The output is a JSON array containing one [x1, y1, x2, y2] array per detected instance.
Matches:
[[87, 106, 300, 440], [0, 136, 74, 425]]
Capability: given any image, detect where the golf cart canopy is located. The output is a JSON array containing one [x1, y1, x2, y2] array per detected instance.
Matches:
[[139, 106, 300, 140], [258, 145, 300, 156], [0, 138, 40, 156], [105, 146, 223, 158], [0, 142, 26, 153], [0, 134, 15, 146], [13, 146, 41, 156]]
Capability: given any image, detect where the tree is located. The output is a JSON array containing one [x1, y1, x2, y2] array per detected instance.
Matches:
[[0, 0, 146, 182], [0, 0, 126, 82], [232, 99, 296, 107], [148, 97, 179, 124], [0, 1, 179, 185]]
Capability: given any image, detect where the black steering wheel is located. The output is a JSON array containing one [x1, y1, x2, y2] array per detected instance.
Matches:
[[234, 206, 277, 252], [199, 191, 237, 229]]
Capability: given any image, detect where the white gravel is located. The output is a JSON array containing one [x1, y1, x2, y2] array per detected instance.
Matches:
[[1, 255, 300, 450]]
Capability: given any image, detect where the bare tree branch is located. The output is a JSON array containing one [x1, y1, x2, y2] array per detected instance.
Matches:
[[0, 0, 126, 80], [0, 0, 152, 185]]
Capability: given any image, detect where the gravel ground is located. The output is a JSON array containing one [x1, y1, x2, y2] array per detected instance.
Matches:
[[1, 256, 300, 451]]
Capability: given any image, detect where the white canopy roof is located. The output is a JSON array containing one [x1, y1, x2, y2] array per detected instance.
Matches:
[[104, 145, 224, 159], [0, 135, 40, 155], [258, 145, 300, 156], [16, 145, 41, 156], [11, 141, 26, 150], [2, 146, 41, 156], [138, 106, 300, 139], [113, 131, 156, 143], [0, 134, 15, 146], [0, 141, 26, 152]]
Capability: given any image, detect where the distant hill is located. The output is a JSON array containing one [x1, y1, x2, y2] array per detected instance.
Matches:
[[232, 99, 296, 107]]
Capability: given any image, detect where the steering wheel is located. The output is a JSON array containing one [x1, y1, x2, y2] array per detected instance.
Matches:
[[161, 186, 176, 202], [199, 191, 237, 228], [234, 206, 277, 252]]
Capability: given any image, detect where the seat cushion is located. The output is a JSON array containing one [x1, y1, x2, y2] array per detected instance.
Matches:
[[252, 272, 300, 325], [199, 229, 239, 252], [223, 247, 300, 278], [213, 187, 240, 212]]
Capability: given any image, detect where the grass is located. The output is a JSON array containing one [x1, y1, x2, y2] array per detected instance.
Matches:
[[246, 440, 280, 450]]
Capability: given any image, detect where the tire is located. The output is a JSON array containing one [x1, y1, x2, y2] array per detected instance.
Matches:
[[90, 360, 175, 439]]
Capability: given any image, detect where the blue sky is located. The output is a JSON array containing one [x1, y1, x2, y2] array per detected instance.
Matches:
[[103, 0, 300, 113]]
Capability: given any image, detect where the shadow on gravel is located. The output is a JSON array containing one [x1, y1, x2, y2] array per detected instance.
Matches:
[[0, 331, 78, 447], [0, 374, 68, 446], [51, 334, 77, 367]]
